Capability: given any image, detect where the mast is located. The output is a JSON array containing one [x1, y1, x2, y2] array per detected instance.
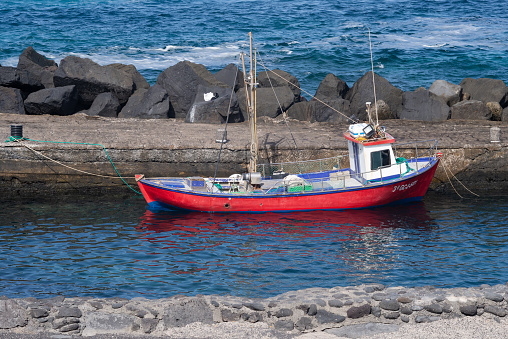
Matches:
[[247, 32, 258, 173]]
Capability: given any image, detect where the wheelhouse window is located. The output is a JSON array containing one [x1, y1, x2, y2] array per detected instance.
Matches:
[[371, 149, 391, 170]]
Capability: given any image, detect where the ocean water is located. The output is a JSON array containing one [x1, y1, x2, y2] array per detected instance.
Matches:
[[1, 0, 507, 95], [0, 194, 507, 299]]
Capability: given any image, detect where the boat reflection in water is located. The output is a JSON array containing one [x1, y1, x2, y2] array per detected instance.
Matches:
[[134, 202, 435, 296]]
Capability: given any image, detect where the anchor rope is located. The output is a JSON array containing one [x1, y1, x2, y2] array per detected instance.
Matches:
[[5, 136, 141, 195]]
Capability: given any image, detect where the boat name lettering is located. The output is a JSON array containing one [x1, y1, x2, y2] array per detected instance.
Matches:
[[392, 180, 418, 192]]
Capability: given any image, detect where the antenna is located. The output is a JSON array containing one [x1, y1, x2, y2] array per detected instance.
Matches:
[[368, 28, 378, 127]]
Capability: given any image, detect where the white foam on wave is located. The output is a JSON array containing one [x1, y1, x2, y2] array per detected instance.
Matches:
[[41, 42, 244, 71], [378, 17, 504, 50]]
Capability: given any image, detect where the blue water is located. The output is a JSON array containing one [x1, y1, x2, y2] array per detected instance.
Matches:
[[1, 194, 507, 299], [1, 0, 507, 94]]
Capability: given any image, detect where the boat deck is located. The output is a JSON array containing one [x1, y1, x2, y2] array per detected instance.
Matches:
[[143, 157, 434, 196]]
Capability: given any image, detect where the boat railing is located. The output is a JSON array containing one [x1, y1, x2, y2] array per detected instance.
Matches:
[[256, 155, 346, 178]]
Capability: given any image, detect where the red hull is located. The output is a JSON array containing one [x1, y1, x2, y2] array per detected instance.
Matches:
[[138, 159, 439, 213]]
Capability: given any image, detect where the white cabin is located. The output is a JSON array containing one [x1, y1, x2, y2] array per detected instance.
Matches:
[[344, 124, 402, 182]]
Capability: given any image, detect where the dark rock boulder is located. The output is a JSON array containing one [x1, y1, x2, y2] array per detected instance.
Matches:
[[0, 66, 44, 93], [215, 64, 244, 92], [186, 84, 242, 124], [24, 85, 78, 115], [54, 56, 135, 107], [428, 80, 462, 106], [400, 87, 450, 121], [156, 61, 229, 119], [503, 107, 508, 124], [107, 63, 149, 91], [118, 84, 173, 119], [258, 69, 301, 102], [314, 73, 349, 100], [346, 72, 403, 120], [314, 99, 351, 122], [87, 92, 121, 118], [17, 46, 58, 89], [287, 99, 352, 123], [0, 86, 25, 114], [451, 100, 491, 120], [460, 78, 508, 108], [237, 86, 294, 119]]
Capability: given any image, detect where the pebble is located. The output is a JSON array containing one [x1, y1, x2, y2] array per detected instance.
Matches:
[[424, 303, 443, 314], [379, 299, 400, 311]]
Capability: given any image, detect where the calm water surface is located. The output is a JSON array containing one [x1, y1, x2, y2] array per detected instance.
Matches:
[[1, 193, 507, 299]]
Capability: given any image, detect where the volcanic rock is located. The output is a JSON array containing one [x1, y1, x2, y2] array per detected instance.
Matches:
[[87, 92, 121, 117], [17, 46, 58, 89], [258, 69, 301, 102], [400, 87, 450, 121], [24, 85, 78, 115], [451, 100, 491, 120], [54, 56, 135, 107], [346, 71, 403, 120], [460, 78, 508, 108], [314, 73, 349, 100], [156, 60, 229, 119], [118, 84, 173, 119], [0, 86, 25, 114], [214, 64, 244, 92], [287, 99, 351, 122], [237, 86, 294, 119], [429, 80, 462, 106], [186, 84, 242, 123], [107, 63, 149, 91], [0, 66, 44, 93]]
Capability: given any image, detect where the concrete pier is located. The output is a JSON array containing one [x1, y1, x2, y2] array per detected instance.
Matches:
[[1, 113, 507, 197]]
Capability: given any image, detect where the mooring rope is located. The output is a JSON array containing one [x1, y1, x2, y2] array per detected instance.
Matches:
[[440, 155, 480, 198], [6, 136, 141, 195]]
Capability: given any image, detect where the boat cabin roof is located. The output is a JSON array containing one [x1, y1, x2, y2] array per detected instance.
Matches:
[[343, 132, 395, 146]]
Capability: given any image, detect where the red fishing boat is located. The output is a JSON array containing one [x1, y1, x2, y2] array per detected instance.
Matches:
[[136, 33, 441, 213]]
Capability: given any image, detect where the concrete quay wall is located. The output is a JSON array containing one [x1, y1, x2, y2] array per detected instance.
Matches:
[[1, 113, 507, 197]]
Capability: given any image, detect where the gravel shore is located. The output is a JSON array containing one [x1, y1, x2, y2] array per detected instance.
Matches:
[[2, 283, 508, 338]]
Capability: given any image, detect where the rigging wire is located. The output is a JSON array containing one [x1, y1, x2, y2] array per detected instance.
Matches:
[[212, 38, 248, 181], [255, 57, 357, 125], [255, 51, 302, 160], [368, 28, 379, 126]]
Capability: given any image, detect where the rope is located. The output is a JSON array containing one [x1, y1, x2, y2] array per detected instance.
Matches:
[[395, 157, 414, 176], [6, 136, 141, 194], [440, 155, 480, 198]]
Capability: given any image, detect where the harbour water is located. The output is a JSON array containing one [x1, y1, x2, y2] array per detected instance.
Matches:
[[1, 193, 507, 299], [1, 0, 508, 94]]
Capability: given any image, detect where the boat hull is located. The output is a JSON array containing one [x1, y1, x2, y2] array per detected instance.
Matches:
[[138, 158, 440, 213]]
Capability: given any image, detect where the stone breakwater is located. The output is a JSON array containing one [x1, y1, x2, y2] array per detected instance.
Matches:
[[2, 284, 508, 337], [1, 46, 508, 125]]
